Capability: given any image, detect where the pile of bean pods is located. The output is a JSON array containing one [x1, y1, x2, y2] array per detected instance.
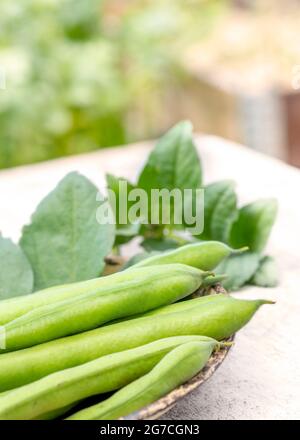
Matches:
[[0, 241, 273, 420]]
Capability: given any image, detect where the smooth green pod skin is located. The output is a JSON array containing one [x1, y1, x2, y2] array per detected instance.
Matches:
[[131, 241, 242, 271], [0, 336, 216, 420], [111, 294, 227, 324], [0, 264, 200, 325], [2, 264, 208, 352], [14, 265, 208, 321], [0, 295, 271, 392], [66, 341, 216, 420], [117, 293, 230, 323], [0, 275, 125, 325], [141, 294, 229, 317], [0, 241, 239, 326]]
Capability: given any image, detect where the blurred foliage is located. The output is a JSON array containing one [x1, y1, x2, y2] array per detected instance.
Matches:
[[0, 0, 227, 169]]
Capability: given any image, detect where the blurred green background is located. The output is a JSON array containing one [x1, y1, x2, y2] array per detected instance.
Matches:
[[0, 0, 226, 168], [1, 1, 300, 169]]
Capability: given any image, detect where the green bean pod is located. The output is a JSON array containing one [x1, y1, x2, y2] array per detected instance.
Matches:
[[113, 293, 230, 323], [131, 241, 246, 271], [0, 295, 272, 392], [0, 276, 119, 325], [66, 341, 216, 420], [141, 293, 229, 317], [1, 264, 208, 353], [0, 241, 239, 326], [0, 336, 217, 420], [0, 262, 203, 325], [0, 241, 243, 325]]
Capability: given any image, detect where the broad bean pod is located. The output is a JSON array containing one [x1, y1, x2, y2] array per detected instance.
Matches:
[[66, 341, 216, 420], [0, 264, 194, 325], [131, 241, 246, 271], [0, 241, 235, 325], [2, 264, 208, 352], [0, 336, 217, 420], [111, 293, 229, 324], [0, 295, 272, 392]]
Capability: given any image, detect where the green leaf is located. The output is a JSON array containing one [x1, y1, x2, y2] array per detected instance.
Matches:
[[200, 180, 238, 242], [106, 174, 139, 246], [0, 235, 33, 300], [250, 256, 279, 288], [215, 252, 260, 291], [230, 199, 278, 253], [137, 121, 202, 227], [141, 237, 179, 252], [20, 172, 115, 290], [138, 121, 202, 191]]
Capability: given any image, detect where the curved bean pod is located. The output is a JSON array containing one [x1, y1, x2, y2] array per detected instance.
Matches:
[[2, 264, 208, 352], [0, 274, 130, 325], [66, 341, 216, 420], [0, 263, 201, 325], [0, 241, 239, 326], [131, 241, 246, 271], [0, 295, 272, 392], [141, 293, 229, 317], [0, 336, 216, 420], [113, 293, 230, 323]]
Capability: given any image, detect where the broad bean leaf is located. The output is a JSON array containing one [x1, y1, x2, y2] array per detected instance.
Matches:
[[20, 172, 115, 290], [215, 251, 260, 291], [0, 235, 34, 299], [200, 180, 238, 242], [137, 121, 202, 227], [250, 255, 279, 288], [138, 121, 202, 191], [230, 199, 278, 253]]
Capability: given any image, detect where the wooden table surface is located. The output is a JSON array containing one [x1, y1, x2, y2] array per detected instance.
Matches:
[[0, 135, 299, 420]]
